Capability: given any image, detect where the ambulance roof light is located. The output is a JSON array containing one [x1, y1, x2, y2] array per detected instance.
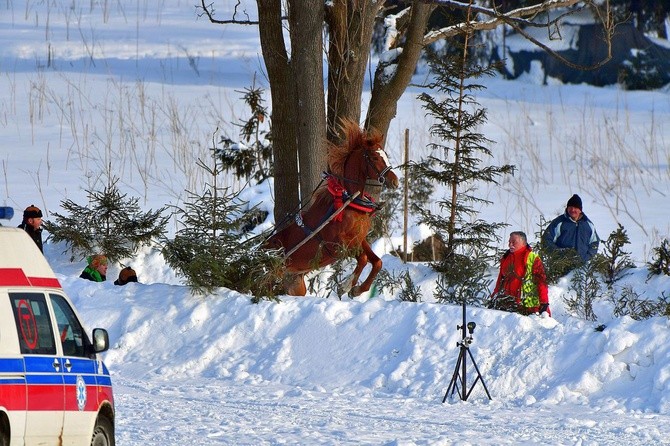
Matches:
[[0, 206, 14, 220]]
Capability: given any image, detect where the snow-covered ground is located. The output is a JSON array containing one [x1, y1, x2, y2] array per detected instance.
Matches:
[[2, 1, 670, 444]]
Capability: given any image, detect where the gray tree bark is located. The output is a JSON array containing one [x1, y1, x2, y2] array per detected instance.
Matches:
[[288, 0, 326, 206], [257, 0, 298, 223]]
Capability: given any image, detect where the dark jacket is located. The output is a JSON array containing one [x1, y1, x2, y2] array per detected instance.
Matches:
[[542, 211, 600, 262], [18, 222, 43, 253]]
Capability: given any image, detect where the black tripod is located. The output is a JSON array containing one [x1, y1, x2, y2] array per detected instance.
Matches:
[[443, 299, 491, 402]]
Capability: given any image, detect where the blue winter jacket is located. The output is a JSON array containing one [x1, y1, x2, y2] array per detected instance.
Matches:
[[542, 211, 600, 262]]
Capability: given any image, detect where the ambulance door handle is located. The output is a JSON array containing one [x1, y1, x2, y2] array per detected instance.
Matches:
[[64, 359, 72, 372], [52, 358, 61, 372]]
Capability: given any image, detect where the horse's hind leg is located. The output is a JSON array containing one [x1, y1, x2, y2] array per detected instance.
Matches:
[[286, 273, 307, 296], [349, 240, 382, 297]]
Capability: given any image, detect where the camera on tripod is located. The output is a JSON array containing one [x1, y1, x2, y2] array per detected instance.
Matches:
[[457, 321, 476, 346], [443, 307, 491, 402]]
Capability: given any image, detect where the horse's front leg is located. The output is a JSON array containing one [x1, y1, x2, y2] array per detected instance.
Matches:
[[349, 240, 381, 297]]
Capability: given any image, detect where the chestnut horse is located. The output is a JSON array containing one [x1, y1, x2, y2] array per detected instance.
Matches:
[[267, 121, 399, 296]]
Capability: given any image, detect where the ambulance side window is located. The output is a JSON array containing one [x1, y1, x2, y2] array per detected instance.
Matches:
[[50, 293, 89, 358], [9, 292, 57, 355]]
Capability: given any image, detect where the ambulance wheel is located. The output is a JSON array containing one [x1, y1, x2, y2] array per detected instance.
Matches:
[[0, 414, 9, 446], [90, 416, 115, 446]]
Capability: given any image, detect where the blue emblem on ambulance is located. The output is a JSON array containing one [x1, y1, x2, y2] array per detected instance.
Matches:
[[76, 375, 87, 411]]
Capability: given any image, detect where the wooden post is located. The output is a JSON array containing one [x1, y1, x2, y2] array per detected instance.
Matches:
[[403, 128, 409, 263]]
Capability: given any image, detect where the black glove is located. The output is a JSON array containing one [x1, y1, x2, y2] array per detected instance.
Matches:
[[538, 303, 549, 314]]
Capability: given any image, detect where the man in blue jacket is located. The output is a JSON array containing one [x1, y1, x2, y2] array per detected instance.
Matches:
[[543, 194, 600, 264]]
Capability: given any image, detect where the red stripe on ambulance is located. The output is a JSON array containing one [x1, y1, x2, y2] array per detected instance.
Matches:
[[0, 268, 61, 288]]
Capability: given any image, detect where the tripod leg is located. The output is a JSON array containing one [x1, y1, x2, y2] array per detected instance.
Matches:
[[465, 347, 492, 400], [443, 348, 465, 403]]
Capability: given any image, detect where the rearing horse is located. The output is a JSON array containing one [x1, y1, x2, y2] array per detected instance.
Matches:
[[267, 120, 399, 297]]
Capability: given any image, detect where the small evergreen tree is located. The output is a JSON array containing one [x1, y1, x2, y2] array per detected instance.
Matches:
[[161, 157, 282, 298], [647, 238, 670, 278], [611, 285, 658, 320], [374, 268, 403, 296], [44, 177, 168, 262], [309, 245, 355, 298], [397, 270, 422, 302], [435, 248, 494, 306], [413, 15, 514, 306], [374, 269, 422, 302], [591, 224, 635, 287], [563, 262, 603, 321], [214, 81, 273, 183], [656, 292, 670, 317]]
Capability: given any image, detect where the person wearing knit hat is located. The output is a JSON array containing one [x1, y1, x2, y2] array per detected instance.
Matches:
[[566, 194, 582, 210], [79, 254, 108, 282], [114, 266, 138, 286], [18, 204, 44, 252], [542, 194, 600, 267]]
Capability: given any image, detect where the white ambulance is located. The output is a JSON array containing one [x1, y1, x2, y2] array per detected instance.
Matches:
[[0, 227, 115, 446]]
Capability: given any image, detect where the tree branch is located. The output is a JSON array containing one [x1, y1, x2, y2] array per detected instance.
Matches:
[[421, 0, 586, 44], [198, 0, 260, 25], [420, 0, 614, 70]]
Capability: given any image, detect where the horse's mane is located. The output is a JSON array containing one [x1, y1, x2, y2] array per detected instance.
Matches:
[[327, 120, 383, 177]]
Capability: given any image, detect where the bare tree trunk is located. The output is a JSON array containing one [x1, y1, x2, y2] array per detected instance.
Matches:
[[366, 3, 434, 140], [288, 0, 327, 204], [325, 2, 383, 141], [257, 0, 299, 223]]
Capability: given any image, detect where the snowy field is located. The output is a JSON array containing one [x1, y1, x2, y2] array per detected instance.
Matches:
[[2, 1, 670, 444]]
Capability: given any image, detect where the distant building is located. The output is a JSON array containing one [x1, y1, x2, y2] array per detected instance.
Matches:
[[492, 10, 670, 90]]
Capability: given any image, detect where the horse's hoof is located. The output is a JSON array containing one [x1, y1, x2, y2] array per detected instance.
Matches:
[[349, 286, 362, 297]]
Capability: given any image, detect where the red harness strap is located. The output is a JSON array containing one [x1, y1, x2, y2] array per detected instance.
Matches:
[[349, 198, 376, 214], [326, 175, 377, 220], [327, 176, 347, 221]]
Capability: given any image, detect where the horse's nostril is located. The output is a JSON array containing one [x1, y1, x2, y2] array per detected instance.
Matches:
[[387, 173, 399, 189]]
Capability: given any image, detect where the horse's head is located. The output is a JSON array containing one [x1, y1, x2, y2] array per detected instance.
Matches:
[[362, 144, 399, 189]]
